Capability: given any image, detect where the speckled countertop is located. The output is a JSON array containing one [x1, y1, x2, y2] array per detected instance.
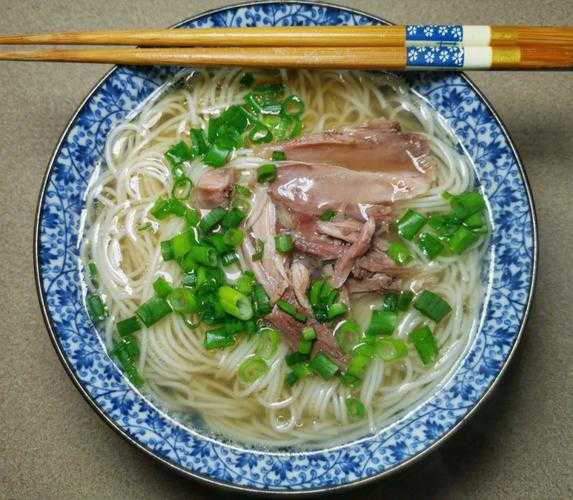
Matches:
[[1, 1, 571, 498]]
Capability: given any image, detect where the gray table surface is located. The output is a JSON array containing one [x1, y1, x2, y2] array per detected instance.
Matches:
[[1, 1, 572, 498]]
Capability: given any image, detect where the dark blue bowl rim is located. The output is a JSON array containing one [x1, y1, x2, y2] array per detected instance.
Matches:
[[33, 0, 538, 495]]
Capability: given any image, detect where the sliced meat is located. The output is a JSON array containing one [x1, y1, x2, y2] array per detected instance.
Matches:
[[316, 219, 362, 243], [345, 203, 393, 226], [347, 273, 402, 294], [262, 118, 435, 175], [332, 217, 375, 288], [356, 249, 407, 275], [290, 261, 311, 311], [269, 162, 431, 217], [194, 168, 236, 208], [241, 191, 289, 303], [291, 214, 347, 260], [265, 290, 348, 368]]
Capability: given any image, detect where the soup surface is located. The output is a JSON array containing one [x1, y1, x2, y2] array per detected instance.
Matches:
[[81, 68, 488, 447]]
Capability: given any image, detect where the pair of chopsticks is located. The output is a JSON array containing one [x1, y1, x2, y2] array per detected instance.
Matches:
[[0, 25, 572, 71]]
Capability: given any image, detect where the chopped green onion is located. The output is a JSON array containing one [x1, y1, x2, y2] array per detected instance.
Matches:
[[87, 262, 98, 282], [318, 209, 337, 222], [251, 283, 272, 317], [271, 150, 286, 161], [255, 327, 281, 359], [165, 140, 193, 167], [428, 214, 459, 237], [275, 234, 294, 254], [200, 207, 226, 232], [203, 143, 231, 167], [218, 286, 253, 321], [346, 353, 370, 379], [252, 238, 264, 261], [86, 294, 107, 322], [340, 372, 361, 388], [285, 115, 303, 138], [448, 226, 479, 254], [285, 372, 299, 387], [418, 232, 444, 260], [221, 252, 239, 267], [206, 233, 231, 255], [238, 356, 268, 384], [366, 310, 397, 336], [189, 245, 218, 267], [184, 208, 201, 228], [170, 232, 193, 259], [413, 290, 452, 322], [235, 271, 256, 295], [149, 197, 172, 220], [257, 163, 277, 183], [397, 290, 414, 311], [167, 198, 188, 217], [309, 352, 339, 380], [298, 339, 313, 354], [346, 398, 366, 420], [387, 240, 413, 266], [113, 336, 143, 387], [116, 316, 141, 336], [189, 128, 209, 155], [223, 228, 244, 248], [219, 105, 250, 133], [382, 292, 399, 312], [326, 302, 348, 320], [167, 288, 199, 314], [199, 295, 226, 324], [222, 207, 246, 229], [249, 123, 273, 144], [281, 95, 305, 117], [286, 362, 313, 386], [224, 319, 245, 336], [160, 240, 174, 261], [234, 184, 252, 198], [302, 326, 316, 341], [204, 328, 235, 350], [277, 299, 306, 322], [239, 73, 254, 87], [172, 176, 193, 200], [448, 191, 486, 222], [396, 209, 427, 240], [409, 325, 439, 365], [196, 267, 224, 294], [182, 270, 197, 288], [374, 338, 408, 361], [136, 296, 172, 327], [462, 212, 485, 230], [335, 319, 362, 354], [285, 351, 309, 367], [152, 276, 173, 298]]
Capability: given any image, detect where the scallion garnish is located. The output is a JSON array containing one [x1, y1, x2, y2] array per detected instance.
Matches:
[[275, 234, 294, 254], [255, 327, 280, 359], [167, 288, 199, 314], [171, 176, 193, 200], [366, 310, 397, 336], [218, 286, 253, 321], [277, 299, 306, 322], [136, 296, 172, 327], [413, 290, 452, 322], [309, 352, 339, 380], [189, 245, 218, 267], [165, 140, 193, 167], [271, 150, 286, 161], [448, 226, 479, 254], [170, 231, 193, 259], [417, 232, 444, 260], [326, 302, 348, 320], [318, 209, 337, 221], [396, 209, 427, 240], [387, 240, 412, 266], [204, 328, 235, 350], [223, 228, 244, 248], [397, 290, 414, 311], [238, 356, 269, 384], [222, 207, 246, 229], [374, 338, 408, 361], [86, 294, 107, 322], [334, 319, 362, 354], [200, 207, 226, 232], [235, 271, 256, 295], [409, 325, 439, 365], [346, 398, 366, 420], [152, 276, 173, 298], [252, 283, 272, 317], [257, 163, 277, 183], [116, 316, 142, 336], [221, 252, 239, 267]]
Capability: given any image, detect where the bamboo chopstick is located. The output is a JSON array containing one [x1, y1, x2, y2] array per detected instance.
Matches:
[[0, 46, 571, 71], [0, 25, 572, 48]]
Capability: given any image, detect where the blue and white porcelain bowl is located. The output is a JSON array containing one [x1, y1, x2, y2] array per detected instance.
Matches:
[[35, 1, 537, 493]]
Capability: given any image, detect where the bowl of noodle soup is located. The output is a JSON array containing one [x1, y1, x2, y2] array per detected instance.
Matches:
[[35, 1, 536, 493]]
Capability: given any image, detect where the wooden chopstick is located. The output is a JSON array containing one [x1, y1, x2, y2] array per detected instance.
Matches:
[[0, 25, 572, 48], [0, 46, 571, 71]]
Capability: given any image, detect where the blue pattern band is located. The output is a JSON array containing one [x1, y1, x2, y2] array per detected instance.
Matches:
[[406, 24, 463, 44], [406, 45, 465, 69]]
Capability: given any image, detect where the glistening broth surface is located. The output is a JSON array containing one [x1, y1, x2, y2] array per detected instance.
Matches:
[[80, 68, 487, 448]]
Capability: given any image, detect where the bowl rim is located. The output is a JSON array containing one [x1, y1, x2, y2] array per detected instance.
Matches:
[[33, 0, 538, 495]]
